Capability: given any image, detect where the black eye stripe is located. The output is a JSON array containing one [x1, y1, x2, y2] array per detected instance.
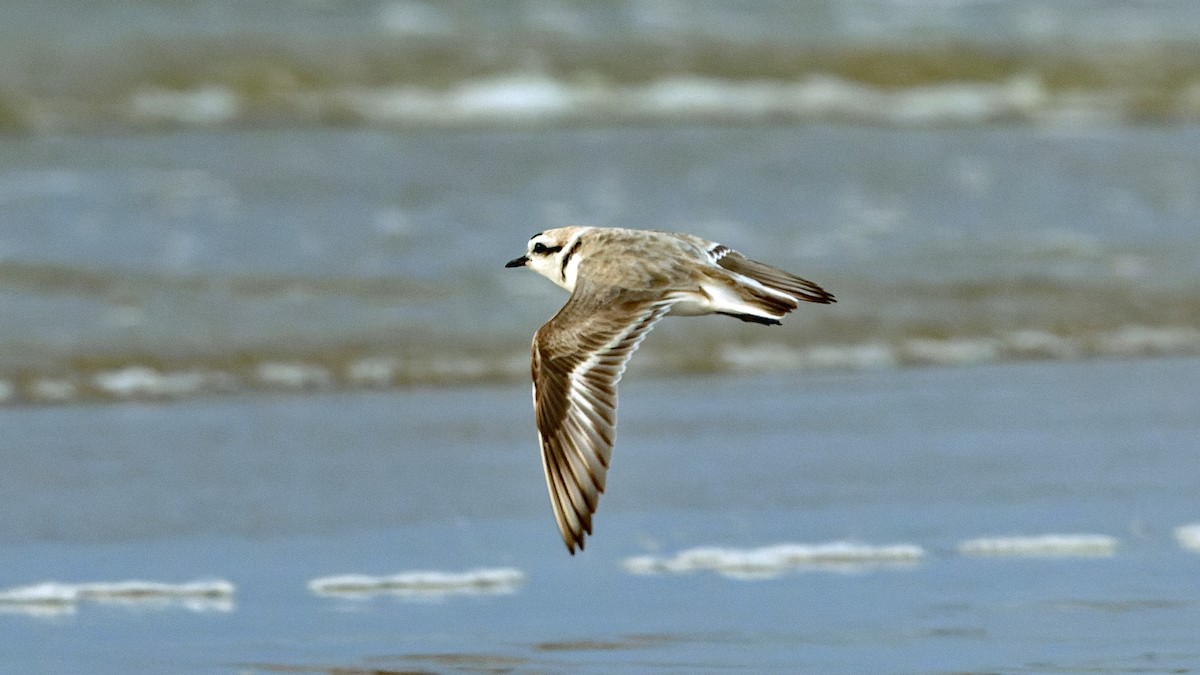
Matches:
[[532, 243, 562, 255]]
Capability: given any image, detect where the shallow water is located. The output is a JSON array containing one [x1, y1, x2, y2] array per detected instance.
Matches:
[[4, 3, 1199, 672], [1, 357, 1197, 673], [2, 124, 1199, 404]]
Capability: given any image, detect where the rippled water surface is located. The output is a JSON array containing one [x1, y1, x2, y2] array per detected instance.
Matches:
[[3, 2, 1199, 672], [1, 359, 1198, 673]]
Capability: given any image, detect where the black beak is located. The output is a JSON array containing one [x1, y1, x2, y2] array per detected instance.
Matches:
[[505, 255, 528, 268]]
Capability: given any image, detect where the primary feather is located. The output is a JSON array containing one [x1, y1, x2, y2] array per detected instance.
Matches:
[[508, 227, 834, 553]]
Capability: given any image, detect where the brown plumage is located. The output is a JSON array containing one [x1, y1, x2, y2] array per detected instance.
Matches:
[[506, 226, 834, 553]]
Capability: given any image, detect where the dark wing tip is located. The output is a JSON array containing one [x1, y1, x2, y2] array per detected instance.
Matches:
[[719, 311, 784, 325], [563, 523, 585, 554], [807, 285, 836, 304]]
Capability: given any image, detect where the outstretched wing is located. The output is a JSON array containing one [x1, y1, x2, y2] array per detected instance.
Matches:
[[531, 282, 673, 553]]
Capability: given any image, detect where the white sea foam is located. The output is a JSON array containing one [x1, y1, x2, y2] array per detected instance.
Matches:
[[8, 319, 1200, 406], [1174, 524, 1200, 552], [129, 86, 240, 126], [800, 343, 899, 370], [720, 342, 806, 372], [0, 579, 235, 616], [722, 341, 899, 372], [345, 356, 400, 387], [338, 76, 584, 127], [92, 367, 231, 399], [328, 73, 1093, 129], [1002, 330, 1081, 360], [0, 583, 78, 618], [255, 362, 334, 389], [714, 324, 1200, 378], [623, 542, 925, 579], [958, 534, 1119, 557], [74, 579, 234, 601], [308, 568, 525, 598], [1092, 325, 1200, 357], [720, 335, 1046, 374], [451, 76, 579, 121], [902, 337, 1001, 366], [0, 582, 78, 606], [721, 341, 899, 373], [27, 378, 78, 403]]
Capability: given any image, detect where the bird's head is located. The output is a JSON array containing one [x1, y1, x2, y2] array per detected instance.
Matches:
[[505, 226, 590, 291]]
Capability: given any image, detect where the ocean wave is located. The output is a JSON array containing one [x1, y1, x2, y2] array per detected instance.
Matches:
[[0, 261, 440, 301], [623, 542, 924, 579], [957, 534, 1119, 557], [42, 72, 1200, 131], [719, 326, 1200, 372], [1175, 524, 1200, 553], [2, 257, 1198, 406], [7, 37, 1200, 131], [0, 579, 235, 616], [2, 322, 1198, 407], [325, 74, 1064, 129], [307, 568, 525, 598]]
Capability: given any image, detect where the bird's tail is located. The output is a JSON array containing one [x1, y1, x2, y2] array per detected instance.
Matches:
[[716, 251, 836, 306]]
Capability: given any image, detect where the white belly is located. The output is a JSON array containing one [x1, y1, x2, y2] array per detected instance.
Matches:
[[666, 281, 785, 322]]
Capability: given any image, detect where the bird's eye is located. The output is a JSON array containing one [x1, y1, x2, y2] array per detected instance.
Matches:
[[532, 242, 548, 254]]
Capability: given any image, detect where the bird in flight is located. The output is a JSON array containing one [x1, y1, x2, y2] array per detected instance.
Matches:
[[505, 226, 835, 553]]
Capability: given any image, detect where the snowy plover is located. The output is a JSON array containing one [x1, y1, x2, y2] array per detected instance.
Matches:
[[506, 226, 835, 553]]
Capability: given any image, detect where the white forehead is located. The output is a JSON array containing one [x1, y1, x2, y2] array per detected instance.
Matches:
[[526, 230, 565, 251]]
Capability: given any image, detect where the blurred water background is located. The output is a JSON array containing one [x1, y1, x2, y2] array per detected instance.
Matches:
[[1, 1, 1198, 673]]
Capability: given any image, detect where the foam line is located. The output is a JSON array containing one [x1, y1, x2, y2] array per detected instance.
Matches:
[[623, 542, 924, 579], [958, 534, 1119, 557], [1174, 524, 1200, 552], [0, 579, 235, 615], [308, 568, 525, 597]]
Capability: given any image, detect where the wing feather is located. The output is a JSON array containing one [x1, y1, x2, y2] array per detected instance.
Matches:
[[711, 247, 836, 305], [532, 285, 673, 553]]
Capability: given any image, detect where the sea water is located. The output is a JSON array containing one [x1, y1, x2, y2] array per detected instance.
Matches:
[[1, 1, 1199, 672], [0, 360, 1197, 672]]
